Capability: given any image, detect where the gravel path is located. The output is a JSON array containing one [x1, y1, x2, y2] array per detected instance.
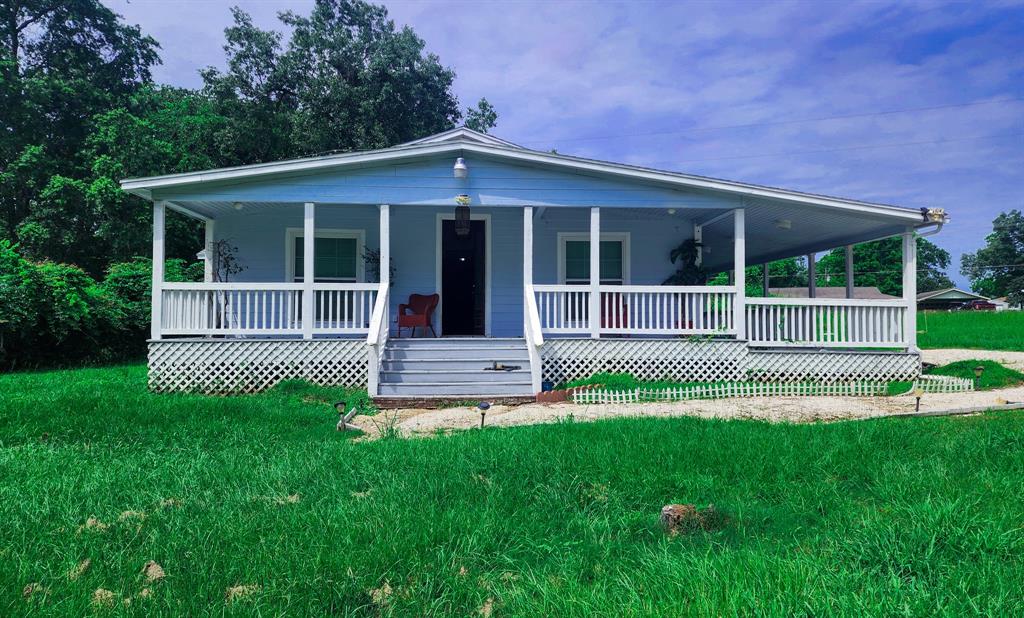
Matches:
[[351, 385, 1024, 440], [921, 348, 1024, 372]]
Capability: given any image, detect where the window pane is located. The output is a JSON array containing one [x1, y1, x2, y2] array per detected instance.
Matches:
[[564, 239, 624, 284], [295, 236, 357, 281], [564, 241, 590, 281]]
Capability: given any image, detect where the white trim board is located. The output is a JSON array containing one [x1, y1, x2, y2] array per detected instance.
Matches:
[[557, 232, 631, 285], [284, 227, 366, 282], [435, 213, 492, 337]]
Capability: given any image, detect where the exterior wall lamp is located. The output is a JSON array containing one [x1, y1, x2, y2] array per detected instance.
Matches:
[[453, 157, 468, 179]]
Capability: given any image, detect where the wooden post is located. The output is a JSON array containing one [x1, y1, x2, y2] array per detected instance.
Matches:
[[204, 219, 215, 283], [151, 201, 166, 340], [903, 229, 917, 351], [302, 202, 315, 339], [762, 262, 770, 296], [845, 244, 854, 299], [693, 223, 703, 268], [733, 208, 746, 339], [523, 206, 533, 289], [807, 253, 817, 298], [379, 205, 390, 288], [589, 207, 601, 339]]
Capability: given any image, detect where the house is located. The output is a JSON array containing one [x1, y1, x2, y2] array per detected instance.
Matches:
[[917, 287, 990, 311], [991, 297, 1021, 311], [121, 127, 946, 399], [768, 287, 898, 300]]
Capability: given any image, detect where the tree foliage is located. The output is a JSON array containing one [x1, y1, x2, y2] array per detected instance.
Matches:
[[817, 237, 953, 296], [961, 210, 1024, 305], [1, 0, 494, 279]]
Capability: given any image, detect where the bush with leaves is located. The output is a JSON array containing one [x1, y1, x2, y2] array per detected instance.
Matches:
[[0, 242, 200, 368]]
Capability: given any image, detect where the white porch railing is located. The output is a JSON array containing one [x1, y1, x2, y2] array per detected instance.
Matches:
[[365, 284, 389, 395], [523, 283, 544, 392], [160, 282, 378, 336], [533, 284, 737, 335], [745, 298, 908, 348]]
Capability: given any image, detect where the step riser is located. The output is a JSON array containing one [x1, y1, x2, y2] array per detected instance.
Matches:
[[381, 371, 530, 384], [385, 349, 528, 361], [388, 338, 524, 348], [378, 383, 534, 397], [383, 359, 529, 371]]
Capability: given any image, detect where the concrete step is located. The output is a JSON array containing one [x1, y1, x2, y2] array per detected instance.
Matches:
[[377, 381, 534, 397], [380, 369, 530, 384], [382, 358, 529, 371]]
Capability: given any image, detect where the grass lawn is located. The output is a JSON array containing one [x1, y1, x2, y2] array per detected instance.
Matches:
[[918, 310, 1024, 351], [3, 365, 1024, 615]]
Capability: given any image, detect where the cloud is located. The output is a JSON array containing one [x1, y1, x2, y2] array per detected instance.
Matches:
[[102, 0, 1024, 285]]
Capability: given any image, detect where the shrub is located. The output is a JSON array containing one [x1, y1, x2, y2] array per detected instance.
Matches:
[[0, 242, 200, 368]]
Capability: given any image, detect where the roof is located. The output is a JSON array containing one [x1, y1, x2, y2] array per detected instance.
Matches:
[[916, 288, 988, 302], [120, 127, 933, 225], [769, 286, 898, 300]]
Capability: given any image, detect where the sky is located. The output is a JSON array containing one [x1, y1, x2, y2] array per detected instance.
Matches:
[[102, 0, 1024, 287]]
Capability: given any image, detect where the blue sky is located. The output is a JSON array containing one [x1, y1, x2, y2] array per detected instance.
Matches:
[[102, 0, 1024, 286]]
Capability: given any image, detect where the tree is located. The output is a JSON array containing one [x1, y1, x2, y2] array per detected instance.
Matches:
[[202, 0, 464, 161], [465, 98, 498, 133], [708, 257, 807, 296], [817, 237, 953, 296], [962, 210, 1024, 305]]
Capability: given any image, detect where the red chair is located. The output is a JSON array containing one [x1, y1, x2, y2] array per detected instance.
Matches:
[[397, 293, 439, 337], [601, 292, 629, 330]]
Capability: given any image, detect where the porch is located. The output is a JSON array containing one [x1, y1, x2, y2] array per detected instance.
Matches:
[[125, 126, 943, 397]]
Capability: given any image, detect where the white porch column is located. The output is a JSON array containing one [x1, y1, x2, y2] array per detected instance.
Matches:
[[589, 207, 601, 339], [762, 263, 770, 296], [302, 202, 315, 339], [733, 208, 746, 339], [204, 220, 215, 282], [807, 253, 817, 298], [523, 206, 534, 288], [379, 204, 390, 288], [151, 201, 166, 340], [903, 229, 917, 351], [844, 245, 854, 299]]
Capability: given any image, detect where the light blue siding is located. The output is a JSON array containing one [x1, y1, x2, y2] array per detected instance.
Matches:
[[214, 203, 695, 337], [157, 154, 736, 210]]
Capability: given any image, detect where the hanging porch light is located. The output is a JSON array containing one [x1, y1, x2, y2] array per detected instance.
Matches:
[[455, 194, 471, 237]]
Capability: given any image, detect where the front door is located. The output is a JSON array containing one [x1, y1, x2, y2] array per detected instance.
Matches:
[[441, 219, 486, 335]]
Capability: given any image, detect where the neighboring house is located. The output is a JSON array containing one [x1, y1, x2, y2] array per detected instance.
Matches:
[[768, 287, 898, 300], [121, 126, 947, 399], [992, 297, 1022, 311], [917, 287, 991, 311]]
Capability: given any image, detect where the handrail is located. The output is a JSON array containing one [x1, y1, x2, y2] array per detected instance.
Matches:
[[163, 282, 303, 291], [524, 284, 544, 347], [746, 297, 907, 307], [523, 283, 544, 393], [366, 283, 389, 347]]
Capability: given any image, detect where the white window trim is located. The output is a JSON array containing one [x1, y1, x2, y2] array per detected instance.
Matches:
[[285, 227, 366, 282], [557, 232, 630, 284]]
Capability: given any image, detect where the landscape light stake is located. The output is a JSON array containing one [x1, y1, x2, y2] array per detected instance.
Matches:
[[974, 365, 985, 389], [335, 401, 359, 432], [478, 401, 491, 428], [914, 386, 925, 413]]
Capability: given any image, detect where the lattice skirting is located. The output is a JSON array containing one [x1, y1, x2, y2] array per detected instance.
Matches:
[[148, 339, 368, 394], [541, 338, 748, 385], [746, 349, 920, 383], [542, 339, 921, 385]]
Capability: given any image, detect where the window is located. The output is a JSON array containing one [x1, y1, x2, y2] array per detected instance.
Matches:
[[559, 234, 628, 285], [287, 229, 364, 283]]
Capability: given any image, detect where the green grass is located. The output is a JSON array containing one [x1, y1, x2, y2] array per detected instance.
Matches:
[[928, 359, 1024, 390], [3, 365, 1024, 615], [918, 310, 1024, 351]]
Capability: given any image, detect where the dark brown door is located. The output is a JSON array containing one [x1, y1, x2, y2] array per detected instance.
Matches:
[[441, 219, 485, 335]]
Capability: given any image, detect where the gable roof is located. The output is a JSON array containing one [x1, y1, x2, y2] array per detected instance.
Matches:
[[120, 129, 933, 225], [397, 126, 523, 149], [916, 287, 988, 302]]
